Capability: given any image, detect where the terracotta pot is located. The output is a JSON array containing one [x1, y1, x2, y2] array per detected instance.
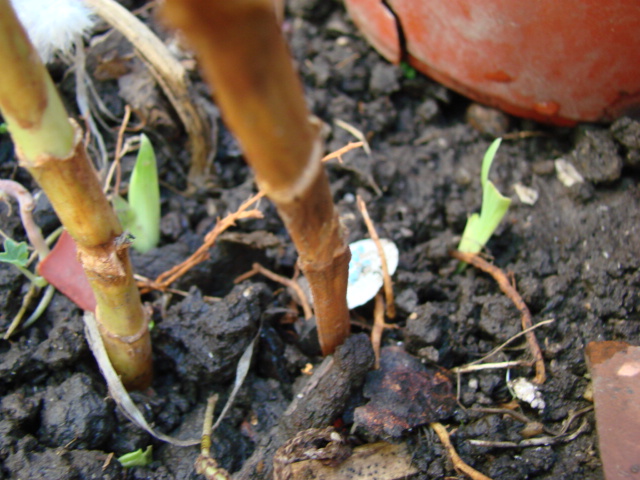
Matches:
[[344, 0, 640, 125]]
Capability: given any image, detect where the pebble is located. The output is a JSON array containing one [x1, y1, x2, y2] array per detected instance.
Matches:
[[466, 103, 510, 136], [571, 129, 623, 183]]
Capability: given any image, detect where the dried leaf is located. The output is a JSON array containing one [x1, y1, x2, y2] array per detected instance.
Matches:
[[355, 347, 456, 437]]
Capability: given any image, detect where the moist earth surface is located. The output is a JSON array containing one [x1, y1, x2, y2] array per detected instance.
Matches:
[[1, 1, 639, 479]]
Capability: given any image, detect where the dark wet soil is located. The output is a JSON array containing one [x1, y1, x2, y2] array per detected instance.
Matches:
[[1, 1, 639, 479]]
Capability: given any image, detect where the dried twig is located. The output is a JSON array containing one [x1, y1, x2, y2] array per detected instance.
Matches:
[[138, 192, 264, 293], [142, 142, 364, 294], [195, 394, 231, 480], [321, 141, 364, 164], [83, 311, 198, 445], [103, 104, 132, 195], [235, 263, 313, 320], [454, 360, 533, 375], [84, 0, 214, 188], [334, 120, 370, 155], [467, 318, 555, 367], [357, 195, 395, 318], [371, 292, 399, 369], [450, 250, 546, 384], [468, 417, 590, 448], [501, 131, 547, 140], [372, 293, 385, 368], [430, 422, 493, 480]]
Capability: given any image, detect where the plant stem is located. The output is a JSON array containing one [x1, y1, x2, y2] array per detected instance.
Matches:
[[161, 0, 351, 355], [0, 6, 73, 161], [0, 179, 49, 259], [13, 264, 46, 287], [0, 0, 152, 389]]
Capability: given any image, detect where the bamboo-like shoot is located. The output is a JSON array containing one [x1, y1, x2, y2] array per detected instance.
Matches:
[[0, 0, 152, 389], [161, 0, 351, 354]]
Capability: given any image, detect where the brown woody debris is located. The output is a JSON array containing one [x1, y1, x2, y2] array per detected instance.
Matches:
[[355, 347, 456, 437]]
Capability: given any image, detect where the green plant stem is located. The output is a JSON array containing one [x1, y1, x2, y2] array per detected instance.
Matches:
[[13, 264, 46, 287], [0, 1, 73, 161], [3, 282, 37, 339], [0, 0, 151, 389], [27, 124, 153, 390], [4, 283, 56, 339]]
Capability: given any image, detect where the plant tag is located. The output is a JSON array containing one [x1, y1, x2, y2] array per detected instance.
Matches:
[[347, 238, 398, 309]]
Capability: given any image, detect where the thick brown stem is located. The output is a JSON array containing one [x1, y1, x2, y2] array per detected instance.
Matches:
[[162, 0, 351, 354], [23, 124, 152, 389]]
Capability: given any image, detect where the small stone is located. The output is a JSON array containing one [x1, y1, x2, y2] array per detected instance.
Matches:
[[508, 377, 545, 410], [416, 98, 439, 123], [611, 116, 640, 149], [513, 182, 539, 205], [571, 129, 623, 183], [555, 158, 584, 187], [466, 103, 510, 136]]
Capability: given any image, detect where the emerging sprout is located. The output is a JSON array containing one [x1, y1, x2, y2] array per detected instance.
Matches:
[[115, 134, 161, 253], [117, 445, 153, 468], [400, 61, 417, 79], [457, 138, 511, 255]]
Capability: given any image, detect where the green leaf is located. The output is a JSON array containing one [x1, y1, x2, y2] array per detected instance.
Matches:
[[0, 123, 8, 134], [0, 238, 48, 286], [400, 61, 417, 80], [117, 446, 153, 468], [0, 238, 29, 266], [127, 134, 160, 253], [457, 138, 511, 254]]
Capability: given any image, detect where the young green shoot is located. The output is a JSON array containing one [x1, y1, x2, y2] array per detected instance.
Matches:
[[117, 446, 153, 468], [400, 61, 417, 79], [0, 238, 47, 287], [0, 179, 56, 338], [115, 134, 160, 253], [457, 138, 511, 257]]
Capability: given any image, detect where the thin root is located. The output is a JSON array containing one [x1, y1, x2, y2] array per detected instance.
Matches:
[[321, 140, 364, 163], [234, 263, 313, 320], [450, 250, 546, 384], [371, 292, 399, 368], [430, 422, 494, 480], [103, 104, 132, 195], [357, 195, 395, 318], [140, 192, 265, 293], [143, 142, 366, 294]]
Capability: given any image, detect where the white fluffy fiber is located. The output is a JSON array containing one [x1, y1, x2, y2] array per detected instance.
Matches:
[[10, 0, 95, 63]]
